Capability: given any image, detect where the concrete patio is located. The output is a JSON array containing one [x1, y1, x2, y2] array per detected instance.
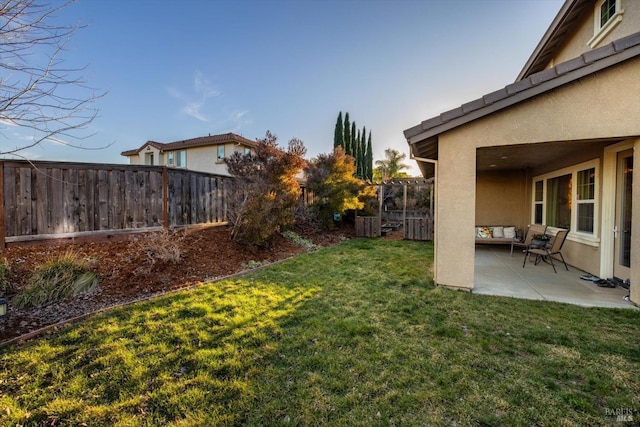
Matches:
[[473, 246, 635, 309]]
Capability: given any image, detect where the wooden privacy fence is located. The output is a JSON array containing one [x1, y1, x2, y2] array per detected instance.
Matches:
[[355, 216, 380, 237], [0, 160, 233, 246], [404, 215, 434, 241]]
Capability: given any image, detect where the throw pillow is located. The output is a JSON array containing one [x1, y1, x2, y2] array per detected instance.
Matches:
[[477, 226, 492, 238], [503, 226, 516, 239], [492, 226, 504, 238]]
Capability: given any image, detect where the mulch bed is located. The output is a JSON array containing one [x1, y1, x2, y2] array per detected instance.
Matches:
[[0, 223, 358, 345]]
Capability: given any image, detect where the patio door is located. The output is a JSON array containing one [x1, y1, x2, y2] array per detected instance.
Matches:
[[614, 150, 632, 280]]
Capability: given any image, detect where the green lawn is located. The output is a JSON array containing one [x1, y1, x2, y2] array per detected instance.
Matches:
[[1, 238, 638, 426]]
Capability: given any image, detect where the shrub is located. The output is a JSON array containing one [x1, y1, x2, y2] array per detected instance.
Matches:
[[225, 131, 307, 245], [14, 251, 99, 309], [305, 147, 375, 229], [132, 228, 184, 265]]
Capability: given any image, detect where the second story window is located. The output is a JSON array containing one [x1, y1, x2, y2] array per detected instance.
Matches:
[[217, 145, 225, 161], [600, 0, 617, 28], [167, 151, 174, 165], [244, 147, 251, 155], [176, 150, 186, 167], [589, 0, 623, 48]]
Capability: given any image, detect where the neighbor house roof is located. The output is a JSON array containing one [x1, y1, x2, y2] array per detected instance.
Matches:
[[121, 132, 257, 157], [404, 31, 640, 177]]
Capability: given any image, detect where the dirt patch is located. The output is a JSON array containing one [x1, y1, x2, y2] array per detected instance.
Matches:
[[0, 224, 356, 344]]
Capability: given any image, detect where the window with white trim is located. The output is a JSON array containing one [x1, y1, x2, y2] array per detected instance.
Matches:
[[534, 180, 543, 225], [576, 168, 595, 233], [589, 0, 623, 48], [532, 161, 598, 237], [176, 150, 186, 167], [217, 145, 225, 161], [167, 151, 174, 165], [244, 147, 251, 155]]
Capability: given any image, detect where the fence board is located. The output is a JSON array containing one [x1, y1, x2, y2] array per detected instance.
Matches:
[[123, 170, 134, 228], [4, 166, 16, 237], [86, 168, 98, 230], [51, 168, 64, 234], [148, 170, 160, 226], [18, 168, 32, 235], [110, 170, 123, 229]]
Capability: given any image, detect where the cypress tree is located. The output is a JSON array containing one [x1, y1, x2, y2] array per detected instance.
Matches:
[[331, 111, 373, 180], [366, 131, 373, 181], [350, 121, 356, 158], [334, 112, 344, 149], [355, 128, 362, 178], [343, 112, 351, 156], [359, 126, 366, 178]]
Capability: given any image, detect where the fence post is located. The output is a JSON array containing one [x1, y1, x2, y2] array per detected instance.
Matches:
[[162, 167, 169, 229], [0, 161, 5, 251], [402, 184, 407, 239]]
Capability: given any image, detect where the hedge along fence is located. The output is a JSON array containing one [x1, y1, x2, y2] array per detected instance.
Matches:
[[0, 160, 233, 247]]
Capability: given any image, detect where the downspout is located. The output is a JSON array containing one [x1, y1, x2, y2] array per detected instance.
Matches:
[[410, 155, 438, 285]]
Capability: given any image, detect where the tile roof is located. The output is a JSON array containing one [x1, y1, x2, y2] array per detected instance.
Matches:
[[121, 132, 257, 156], [404, 31, 640, 143]]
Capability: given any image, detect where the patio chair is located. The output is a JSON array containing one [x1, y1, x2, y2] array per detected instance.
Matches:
[[522, 228, 569, 273], [510, 224, 547, 256]]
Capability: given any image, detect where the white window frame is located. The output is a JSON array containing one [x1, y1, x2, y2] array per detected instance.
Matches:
[[217, 145, 225, 162], [167, 151, 174, 166], [244, 147, 251, 155], [588, 0, 623, 48], [531, 159, 600, 246]]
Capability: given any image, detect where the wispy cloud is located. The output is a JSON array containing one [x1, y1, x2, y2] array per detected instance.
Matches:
[[0, 118, 18, 127], [168, 70, 221, 122]]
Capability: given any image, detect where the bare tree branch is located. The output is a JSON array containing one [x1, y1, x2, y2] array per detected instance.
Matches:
[[0, 0, 105, 156]]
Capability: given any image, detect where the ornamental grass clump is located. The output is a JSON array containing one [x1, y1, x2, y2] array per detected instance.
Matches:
[[0, 258, 11, 293], [14, 251, 99, 309], [281, 230, 320, 252]]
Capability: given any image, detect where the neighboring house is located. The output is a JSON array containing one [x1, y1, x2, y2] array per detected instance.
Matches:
[[404, 0, 639, 305], [121, 132, 258, 176]]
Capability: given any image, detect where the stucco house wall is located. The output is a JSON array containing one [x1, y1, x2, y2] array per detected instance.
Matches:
[[179, 143, 248, 175], [475, 170, 529, 230], [130, 145, 162, 166], [434, 56, 640, 290]]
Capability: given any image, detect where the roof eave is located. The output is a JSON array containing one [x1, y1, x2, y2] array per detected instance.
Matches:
[[405, 38, 640, 144], [517, 0, 588, 80]]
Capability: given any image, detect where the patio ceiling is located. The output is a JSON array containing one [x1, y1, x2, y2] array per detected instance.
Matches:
[[476, 139, 624, 174]]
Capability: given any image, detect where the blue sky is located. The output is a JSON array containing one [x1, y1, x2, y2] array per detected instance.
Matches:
[[7, 0, 564, 175]]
